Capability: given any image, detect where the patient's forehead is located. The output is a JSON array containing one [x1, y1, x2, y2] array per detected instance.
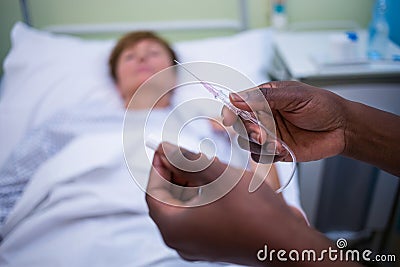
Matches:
[[122, 39, 170, 54]]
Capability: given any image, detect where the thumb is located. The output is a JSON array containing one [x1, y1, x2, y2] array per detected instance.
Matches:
[[289, 205, 310, 226]]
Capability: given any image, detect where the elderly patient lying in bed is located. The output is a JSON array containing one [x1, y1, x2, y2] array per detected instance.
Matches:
[[0, 31, 301, 267]]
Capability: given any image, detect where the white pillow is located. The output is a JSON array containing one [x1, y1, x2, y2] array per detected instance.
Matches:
[[174, 28, 273, 85], [0, 22, 119, 117], [0, 22, 120, 165], [0, 22, 273, 166]]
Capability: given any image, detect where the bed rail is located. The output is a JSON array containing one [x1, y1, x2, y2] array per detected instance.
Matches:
[[19, 0, 249, 34]]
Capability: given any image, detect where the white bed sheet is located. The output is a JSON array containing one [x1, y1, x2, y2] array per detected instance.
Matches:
[[0, 99, 245, 267], [0, 102, 301, 267]]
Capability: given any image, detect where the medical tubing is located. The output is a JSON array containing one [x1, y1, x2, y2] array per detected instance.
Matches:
[[256, 121, 297, 194], [276, 141, 296, 193]]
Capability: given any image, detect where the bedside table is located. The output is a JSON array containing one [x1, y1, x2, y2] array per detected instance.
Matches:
[[269, 30, 400, 86]]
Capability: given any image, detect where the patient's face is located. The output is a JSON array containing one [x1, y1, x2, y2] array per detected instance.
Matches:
[[116, 39, 173, 105]]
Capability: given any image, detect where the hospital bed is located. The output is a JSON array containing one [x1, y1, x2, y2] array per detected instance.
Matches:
[[0, 1, 304, 266]]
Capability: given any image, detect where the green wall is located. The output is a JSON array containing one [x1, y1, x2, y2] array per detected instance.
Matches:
[[0, 0, 22, 74], [0, 0, 373, 74], [287, 0, 374, 26]]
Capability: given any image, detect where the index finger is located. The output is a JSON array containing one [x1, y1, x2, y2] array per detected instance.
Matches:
[[221, 106, 238, 127], [229, 85, 269, 112]]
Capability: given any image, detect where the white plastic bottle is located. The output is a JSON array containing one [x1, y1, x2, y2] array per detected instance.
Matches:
[[271, 0, 287, 30], [367, 0, 390, 60]]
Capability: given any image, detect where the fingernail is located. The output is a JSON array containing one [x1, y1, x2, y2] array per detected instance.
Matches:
[[161, 142, 177, 157], [250, 132, 260, 144], [230, 93, 245, 102], [221, 116, 226, 126], [159, 154, 169, 165], [221, 109, 227, 125]]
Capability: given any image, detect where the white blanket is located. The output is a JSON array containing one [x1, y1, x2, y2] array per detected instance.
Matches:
[[1, 134, 214, 266], [0, 103, 242, 267], [0, 99, 301, 267]]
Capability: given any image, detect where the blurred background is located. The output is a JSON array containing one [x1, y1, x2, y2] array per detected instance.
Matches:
[[0, 0, 376, 75]]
